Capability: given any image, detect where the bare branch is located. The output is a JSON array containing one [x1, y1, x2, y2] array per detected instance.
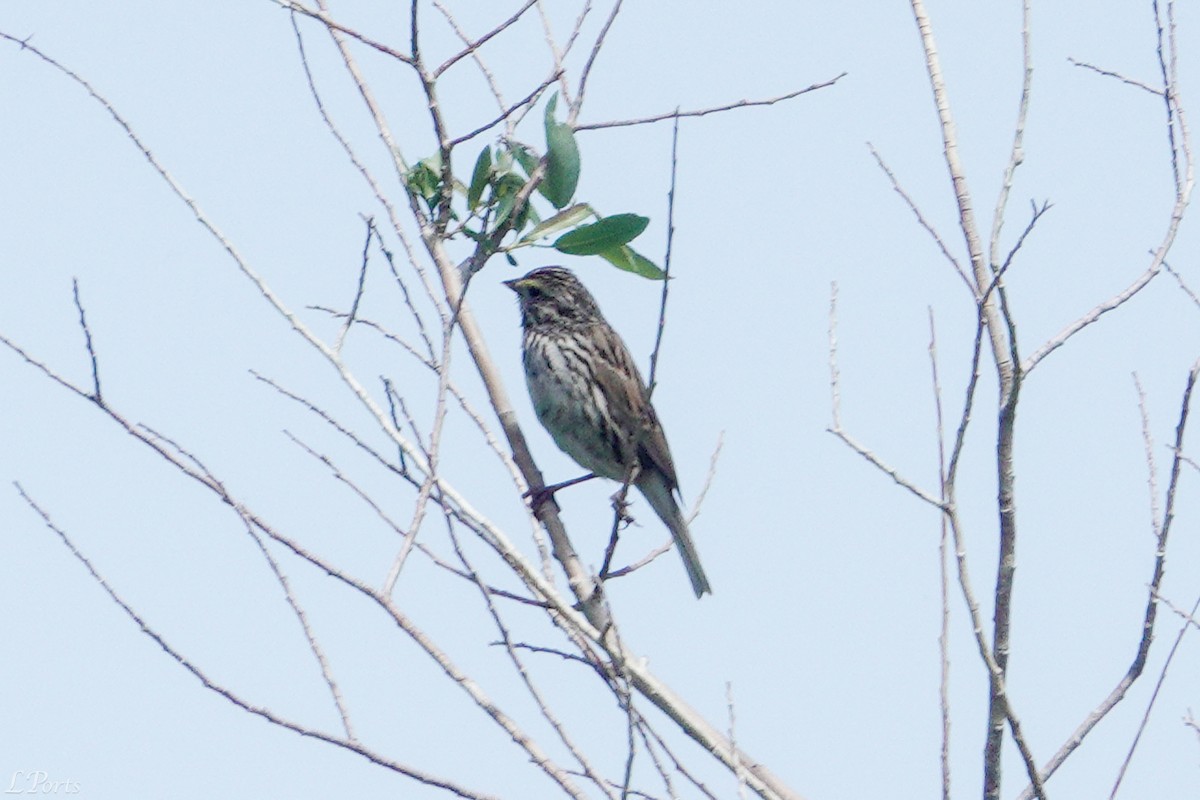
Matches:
[[572, 0, 626, 124], [289, 14, 444, 324], [1163, 260, 1200, 310], [534, 0, 577, 110], [1134, 374, 1161, 534], [687, 432, 725, 525], [71, 278, 102, 402], [1028, 2, 1192, 374], [1022, 260, 1161, 372], [433, 0, 538, 78], [828, 282, 842, 428], [13, 483, 497, 800], [274, 0, 415, 65], [868, 143, 972, 293], [647, 112, 681, 397], [1155, 0, 1183, 192], [334, 217, 373, 354], [577, 74, 847, 131], [988, 0, 1035, 275], [1067, 57, 1163, 96], [728, 682, 749, 799], [1018, 357, 1200, 799], [446, 69, 564, 148], [928, 310, 953, 800], [828, 282, 945, 509], [907, 4, 1034, 796], [443, 512, 608, 800], [828, 428, 946, 509], [997, 202, 1050, 285]]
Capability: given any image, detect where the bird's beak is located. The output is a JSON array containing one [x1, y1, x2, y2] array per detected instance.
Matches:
[[502, 278, 521, 292]]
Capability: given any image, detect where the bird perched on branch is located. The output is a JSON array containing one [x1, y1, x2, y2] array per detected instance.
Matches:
[[504, 266, 711, 598]]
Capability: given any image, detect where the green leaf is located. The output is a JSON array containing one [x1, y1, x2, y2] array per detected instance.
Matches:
[[542, 95, 580, 209], [510, 142, 539, 177], [553, 213, 649, 255], [519, 202, 541, 231], [467, 146, 492, 210], [597, 245, 666, 279], [517, 203, 595, 246], [404, 154, 445, 212], [491, 173, 526, 227], [495, 148, 514, 174], [494, 193, 515, 228]]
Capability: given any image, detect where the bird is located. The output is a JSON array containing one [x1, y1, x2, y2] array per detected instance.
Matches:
[[503, 266, 712, 598]]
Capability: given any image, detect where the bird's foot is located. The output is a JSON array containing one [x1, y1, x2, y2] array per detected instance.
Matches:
[[524, 473, 597, 512]]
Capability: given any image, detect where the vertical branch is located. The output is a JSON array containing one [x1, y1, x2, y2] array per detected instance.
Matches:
[[907, 5, 1022, 796], [647, 112, 680, 398], [400, 7, 607, 618], [1154, 0, 1182, 192], [928, 310, 953, 800], [988, 303, 1023, 800], [989, 0, 1034, 268]]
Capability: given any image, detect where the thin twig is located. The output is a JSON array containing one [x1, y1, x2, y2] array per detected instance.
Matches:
[[828, 283, 842, 428], [1067, 57, 1163, 96], [988, 0, 1034, 283], [71, 278, 102, 402], [868, 144, 972, 293], [13, 483, 497, 800], [1027, 0, 1193, 374], [1022, 262, 1162, 373], [432, 1, 506, 108], [1109, 357, 1198, 797], [1018, 358, 1200, 799], [928, 310, 953, 800], [335, 216, 373, 353], [534, 0, 575, 110], [577, 75, 847, 131], [729, 682, 749, 800], [1163, 260, 1200, 310], [571, 0, 625, 125], [447, 70, 563, 148], [982, 201, 1051, 304], [443, 511, 603, 800], [1134, 374, 1161, 535], [275, 0, 415, 64], [687, 432, 725, 525], [647, 111, 680, 397], [828, 283, 944, 508], [432, 0, 538, 78], [1110, 590, 1200, 798]]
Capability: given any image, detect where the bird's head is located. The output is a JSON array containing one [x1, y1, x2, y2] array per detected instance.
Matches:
[[503, 267, 603, 328]]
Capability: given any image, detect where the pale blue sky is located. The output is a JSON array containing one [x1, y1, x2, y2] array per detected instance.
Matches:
[[2, 2, 1198, 798]]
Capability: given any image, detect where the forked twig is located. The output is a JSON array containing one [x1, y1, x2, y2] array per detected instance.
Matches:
[[827, 283, 945, 510], [13, 483, 497, 800], [1018, 358, 1200, 799]]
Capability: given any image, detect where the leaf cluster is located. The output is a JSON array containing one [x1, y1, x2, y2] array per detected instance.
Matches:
[[406, 94, 664, 279]]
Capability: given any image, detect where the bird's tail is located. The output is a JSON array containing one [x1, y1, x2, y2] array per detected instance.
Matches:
[[639, 477, 712, 598]]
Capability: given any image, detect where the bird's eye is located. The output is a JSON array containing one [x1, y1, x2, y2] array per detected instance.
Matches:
[[527, 286, 543, 298]]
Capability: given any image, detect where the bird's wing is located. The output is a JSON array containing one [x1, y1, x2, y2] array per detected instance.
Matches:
[[590, 325, 680, 492]]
